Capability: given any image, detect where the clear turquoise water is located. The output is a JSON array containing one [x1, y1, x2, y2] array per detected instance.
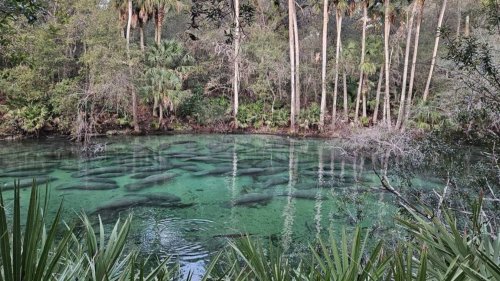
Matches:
[[0, 134, 443, 277]]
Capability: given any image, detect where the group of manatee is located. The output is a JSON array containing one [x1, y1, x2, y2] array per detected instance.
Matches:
[[0, 138, 375, 214]]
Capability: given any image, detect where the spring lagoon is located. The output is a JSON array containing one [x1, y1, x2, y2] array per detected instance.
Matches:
[[0, 134, 445, 277]]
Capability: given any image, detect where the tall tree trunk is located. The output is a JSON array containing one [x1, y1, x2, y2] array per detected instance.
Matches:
[[362, 73, 367, 118], [383, 0, 392, 128], [126, 0, 139, 133], [403, 0, 425, 131], [319, 0, 329, 131], [465, 14, 470, 37], [233, 0, 240, 121], [343, 66, 348, 120], [139, 24, 145, 52], [159, 96, 163, 127], [373, 66, 384, 123], [331, 10, 342, 128], [293, 6, 300, 117], [396, 2, 418, 129], [354, 2, 368, 124], [423, 0, 448, 102], [288, 0, 296, 132], [456, 0, 461, 37]]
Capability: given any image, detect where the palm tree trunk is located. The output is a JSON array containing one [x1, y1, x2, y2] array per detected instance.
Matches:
[[383, 0, 391, 128], [402, 0, 425, 131], [157, 8, 164, 45], [319, 0, 329, 131], [354, 2, 368, 124], [423, 0, 448, 102], [396, 2, 418, 129], [373, 66, 384, 123], [288, 0, 296, 132], [233, 0, 240, 121], [332, 10, 342, 128], [293, 6, 301, 117], [126, 0, 140, 133]]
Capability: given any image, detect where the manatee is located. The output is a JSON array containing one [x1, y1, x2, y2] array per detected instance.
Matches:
[[1, 176, 58, 190], [130, 172, 158, 179], [72, 167, 130, 178], [261, 177, 289, 189], [230, 193, 273, 207], [124, 173, 176, 191], [4, 163, 59, 173], [0, 170, 53, 178], [122, 162, 154, 168], [260, 167, 288, 176], [91, 173, 125, 178], [94, 197, 150, 213], [56, 183, 119, 191], [170, 140, 197, 145], [237, 168, 266, 176], [133, 166, 170, 173], [193, 167, 233, 177], [279, 190, 325, 200], [177, 165, 199, 172], [94, 194, 192, 214]]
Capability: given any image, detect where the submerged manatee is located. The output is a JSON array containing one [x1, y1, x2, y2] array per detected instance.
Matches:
[[124, 173, 176, 191], [229, 193, 273, 207], [237, 168, 266, 176], [278, 190, 326, 200], [1, 176, 58, 190], [3, 163, 59, 173], [56, 182, 119, 191], [193, 167, 233, 177], [0, 170, 53, 178], [94, 193, 192, 214], [72, 167, 130, 178], [261, 177, 289, 189]]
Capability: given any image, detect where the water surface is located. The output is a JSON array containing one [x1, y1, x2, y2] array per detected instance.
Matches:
[[0, 134, 444, 277]]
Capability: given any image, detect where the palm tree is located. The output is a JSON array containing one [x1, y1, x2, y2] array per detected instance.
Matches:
[[145, 40, 194, 126], [143, 0, 185, 45], [137, 0, 153, 52], [395, 0, 418, 129], [354, 0, 369, 124], [422, 0, 448, 102], [319, 0, 329, 131], [114, 0, 129, 38]]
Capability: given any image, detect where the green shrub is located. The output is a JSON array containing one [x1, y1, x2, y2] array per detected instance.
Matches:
[[299, 103, 320, 129]]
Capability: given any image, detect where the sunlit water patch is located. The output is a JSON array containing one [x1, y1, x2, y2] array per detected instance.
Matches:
[[0, 134, 446, 279]]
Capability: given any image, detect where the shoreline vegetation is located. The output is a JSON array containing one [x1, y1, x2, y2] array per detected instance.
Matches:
[[0, 1, 498, 146]]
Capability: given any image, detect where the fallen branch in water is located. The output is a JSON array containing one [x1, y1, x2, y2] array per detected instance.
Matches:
[[373, 168, 433, 220], [434, 172, 450, 219]]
